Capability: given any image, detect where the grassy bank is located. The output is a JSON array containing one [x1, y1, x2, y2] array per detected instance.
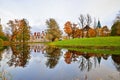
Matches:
[[50, 36, 120, 47], [65, 47, 120, 55], [49, 36, 120, 54]]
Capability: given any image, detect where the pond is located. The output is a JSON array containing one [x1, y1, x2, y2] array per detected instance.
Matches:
[[0, 43, 120, 80]]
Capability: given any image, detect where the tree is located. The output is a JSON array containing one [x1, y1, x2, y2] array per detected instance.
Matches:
[[111, 11, 120, 36], [64, 21, 73, 38], [72, 28, 82, 38], [7, 19, 19, 41], [88, 28, 96, 37], [0, 19, 8, 41], [0, 23, 5, 37], [85, 14, 92, 26], [78, 14, 85, 28], [7, 19, 31, 42], [16, 19, 31, 42], [72, 23, 78, 38], [111, 21, 120, 36], [78, 14, 85, 38], [115, 11, 120, 22], [46, 18, 62, 42]]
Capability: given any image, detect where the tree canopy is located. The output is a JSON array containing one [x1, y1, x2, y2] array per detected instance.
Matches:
[[46, 18, 62, 41], [64, 21, 73, 38], [111, 11, 120, 36], [7, 19, 31, 42], [111, 21, 120, 36]]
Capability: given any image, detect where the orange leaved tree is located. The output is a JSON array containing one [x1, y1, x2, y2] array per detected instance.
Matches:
[[64, 21, 73, 38]]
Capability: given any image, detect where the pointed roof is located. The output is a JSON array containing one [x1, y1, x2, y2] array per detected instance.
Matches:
[[97, 20, 101, 28], [97, 57, 101, 65], [83, 25, 91, 31]]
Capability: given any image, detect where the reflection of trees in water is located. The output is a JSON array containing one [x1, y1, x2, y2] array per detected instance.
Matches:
[[0, 48, 4, 61], [29, 44, 61, 69], [79, 56, 93, 72], [7, 44, 30, 67], [112, 55, 120, 72], [0, 46, 9, 61], [64, 50, 110, 71], [0, 47, 12, 80], [44, 46, 62, 69]]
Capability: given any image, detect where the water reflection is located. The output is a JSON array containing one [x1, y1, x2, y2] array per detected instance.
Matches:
[[0, 46, 8, 61], [0, 44, 119, 80], [45, 46, 62, 69], [112, 55, 120, 72], [7, 44, 30, 67], [64, 50, 110, 71], [8, 44, 120, 72], [30, 43, 45, 53]]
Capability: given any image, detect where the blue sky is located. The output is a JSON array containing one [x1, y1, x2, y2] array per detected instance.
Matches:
[[0, 0, 120, 32]]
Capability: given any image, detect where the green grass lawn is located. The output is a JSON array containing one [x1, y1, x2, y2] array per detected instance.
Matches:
[[50, 36, 120, 47], [49, 36, 120, 55]]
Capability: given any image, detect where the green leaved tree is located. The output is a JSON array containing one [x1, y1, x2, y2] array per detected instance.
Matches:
[[111, 11, 120, 36], [46, 18, 62, 42], [111, 21, 120, 36]]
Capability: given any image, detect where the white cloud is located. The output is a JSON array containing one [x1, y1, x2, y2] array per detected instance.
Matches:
[[0, 0, 120, 30]]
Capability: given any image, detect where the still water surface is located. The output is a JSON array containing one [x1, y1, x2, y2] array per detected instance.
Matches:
[[0, 44, 120, 80]]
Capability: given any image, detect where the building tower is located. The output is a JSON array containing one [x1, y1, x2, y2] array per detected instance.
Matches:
[[97, 20, 101, 28]]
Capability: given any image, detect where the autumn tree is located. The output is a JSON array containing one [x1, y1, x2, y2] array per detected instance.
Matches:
[[0, 21, 4, 37], [64, 21, 73, 38], [46, 18, 62, 42], [73, 28, 82, 38], [16, 19, 31, 42], [0, 19, 8, 41], [7, 19, 31, 42], [72, 23, 82, 38], [7, 20, 19, 41], [88, 28, 96, 37]]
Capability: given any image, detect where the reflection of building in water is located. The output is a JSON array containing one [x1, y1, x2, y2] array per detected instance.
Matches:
[[29, 44, 46, 53], [29, 31, 47, 42]]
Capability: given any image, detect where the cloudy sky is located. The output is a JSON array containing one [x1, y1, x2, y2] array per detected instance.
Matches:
[[0, 0, 120, 32]]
